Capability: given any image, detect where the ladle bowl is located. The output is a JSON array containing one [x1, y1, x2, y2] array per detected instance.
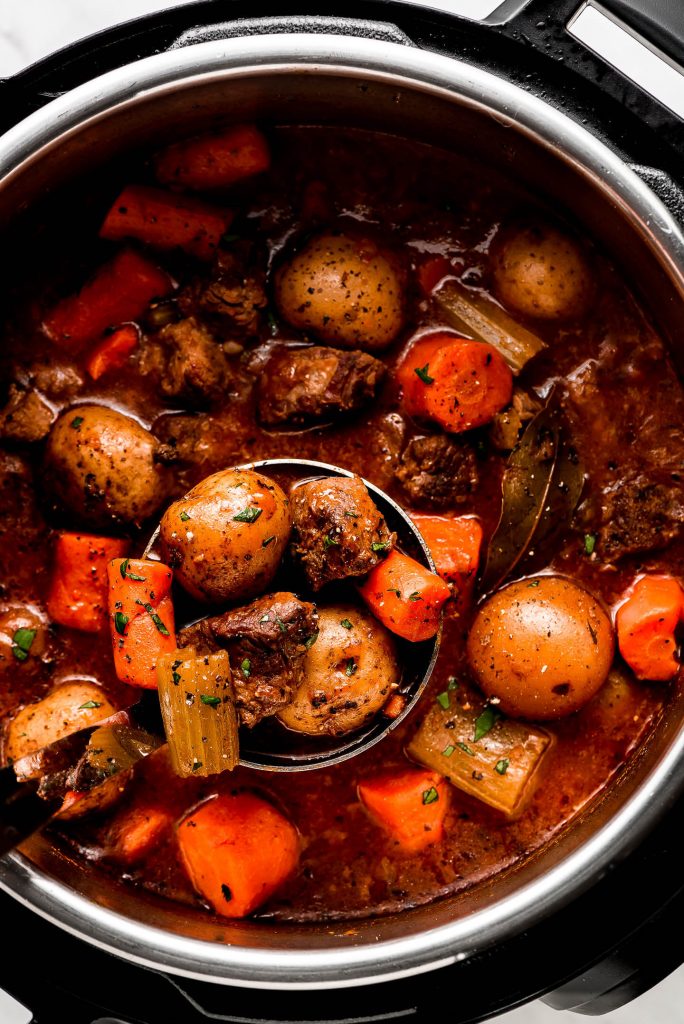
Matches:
[[149, 458, 443, 772]]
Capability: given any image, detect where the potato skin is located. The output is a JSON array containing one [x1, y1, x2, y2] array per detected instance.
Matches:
[[467, 575, 614, 719], [278, 604, 399, 736], [159, 468, 291, 603], [274, 232, 404, 350], [44, 405, 170, 528], [3, 680, 117, 764], [491, 223, 593, 320]]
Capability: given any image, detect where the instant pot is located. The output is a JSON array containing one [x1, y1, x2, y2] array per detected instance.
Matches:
[[1, 0, 684, 1020]]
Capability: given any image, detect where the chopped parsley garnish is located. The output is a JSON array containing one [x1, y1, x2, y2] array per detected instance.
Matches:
[[221, 883, 233, 903], [266, 309, 278, 335], [172, 671, 181, 685], [528, 579, 540, 588], [422, 786, 439, 805], [304, 630, 319, 650], [260, 613, 270, 623], [70, 415, 84, 430], [221, 232, 241, 245], [447, 676, 458, 690], [344, 510, 360, 518], [442, 744, 455, 758], [200, 694, 221, 708], [135, 600, 170, 636], [414, 364, 435, 386], [233, 506, 262, 524], [120, 558, 146, 582], [340, 618, 353, 630], [192, 760, 203, 772], [584, 533, 597, 555], [457, 742, 474, 756], [436, 691, 450, 710], [323, 532, 340, 549], [240, 658, 251, 678], [387, 588, 402, 598], [345, 657, 358, 676], [114, 612, 129, 636], [179, 511, 191, 522], [473, 705, 502, 743], [495, 759, 510, 775], [262, 535, 276, 547], [11, 628, 36, 662], [79, 700, 102, 710], [408, 591, 423, 602], [371, 541, 390, 553], [275, 615, 287, 634]]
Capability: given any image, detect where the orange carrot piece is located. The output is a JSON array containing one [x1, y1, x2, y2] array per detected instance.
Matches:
[[616, 575, 684, 681], [155, 124, 270, 191], [106, 802, 175, 865], [42, 249, 173, 352], [85, 323, 139, 380], [100, 184, 232, 261], [397, 333, 513, 432], [358, 767, 448, 852], [107, 558, 177, 689], [176, 793, 300, 918], [47, 532, 130, 632], [396, 332, 449, 414], [411, 515, 483, 591], [358, 549, 451, 642], [417, 255, 461, 296]]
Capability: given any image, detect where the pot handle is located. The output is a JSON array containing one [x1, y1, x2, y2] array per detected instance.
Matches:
[[169, 14, 413, 50]]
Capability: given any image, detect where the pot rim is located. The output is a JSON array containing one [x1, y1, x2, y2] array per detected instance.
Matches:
[[1, 30, 684, 990]]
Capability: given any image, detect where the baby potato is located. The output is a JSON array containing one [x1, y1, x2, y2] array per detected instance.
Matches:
[[278, 604, 399, 736], [0, 603, 48, 669], [491, 222, 593, 320], [274, 232, 404, 350], [467, 575, 614, 719], [4, 679, 117, 764], [159, 467, 291, 603], [44, 405, 170, 528]]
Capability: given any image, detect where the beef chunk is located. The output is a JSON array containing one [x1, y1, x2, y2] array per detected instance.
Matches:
[[489, 389, 542, 451], [598, 472, 684, 559], [396, 434, 478, 509], [0, 384, 54, 442], [257, 345, 386, 426], [179, 592, 318, 727], [291, 475, 394, 591], [153, 317, 231, 405], [180, 246, 267, 337]]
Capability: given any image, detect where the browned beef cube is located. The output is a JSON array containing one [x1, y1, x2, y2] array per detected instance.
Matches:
[[180, 246, 267, 337], [257, 345, 385, 427], [395, 434, 479, 510], [291, 475, 394, 591], [178, 592, 318, 728], [154, 317, 231, 406], [598, 472, 684, 559]]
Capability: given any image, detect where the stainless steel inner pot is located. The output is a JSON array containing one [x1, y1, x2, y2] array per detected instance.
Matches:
[[1, 28, 684, 991]]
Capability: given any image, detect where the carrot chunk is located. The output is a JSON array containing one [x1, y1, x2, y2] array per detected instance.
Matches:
[[358, 549, 451, 642], [176, 793, 300, 918], [616, 575, 684, 681], [417, 255, 461, 296], [100, 184, 232, 261], [107, 558, 177, 689], [155, 124, 270, 191], [85, 323, 139, 380], [410, 515, 483, 592], [358, 767, 448, 852], [47, 532, 130, 632], [106, 802, 175, 865], [397, 333, 512, 432], [42, 249, 173, 352]]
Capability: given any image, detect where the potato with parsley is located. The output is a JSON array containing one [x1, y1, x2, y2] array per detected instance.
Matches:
[[491, 222, 593, 321], [278, 604, 399, 736], [274, 232, 404, 350], [159, 468, 291, 603]]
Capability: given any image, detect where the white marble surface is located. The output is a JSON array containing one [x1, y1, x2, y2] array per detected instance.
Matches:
[[1, 1, 683, 1022]]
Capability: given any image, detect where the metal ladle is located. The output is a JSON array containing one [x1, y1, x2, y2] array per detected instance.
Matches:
[[147, 458, 443, 772]]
